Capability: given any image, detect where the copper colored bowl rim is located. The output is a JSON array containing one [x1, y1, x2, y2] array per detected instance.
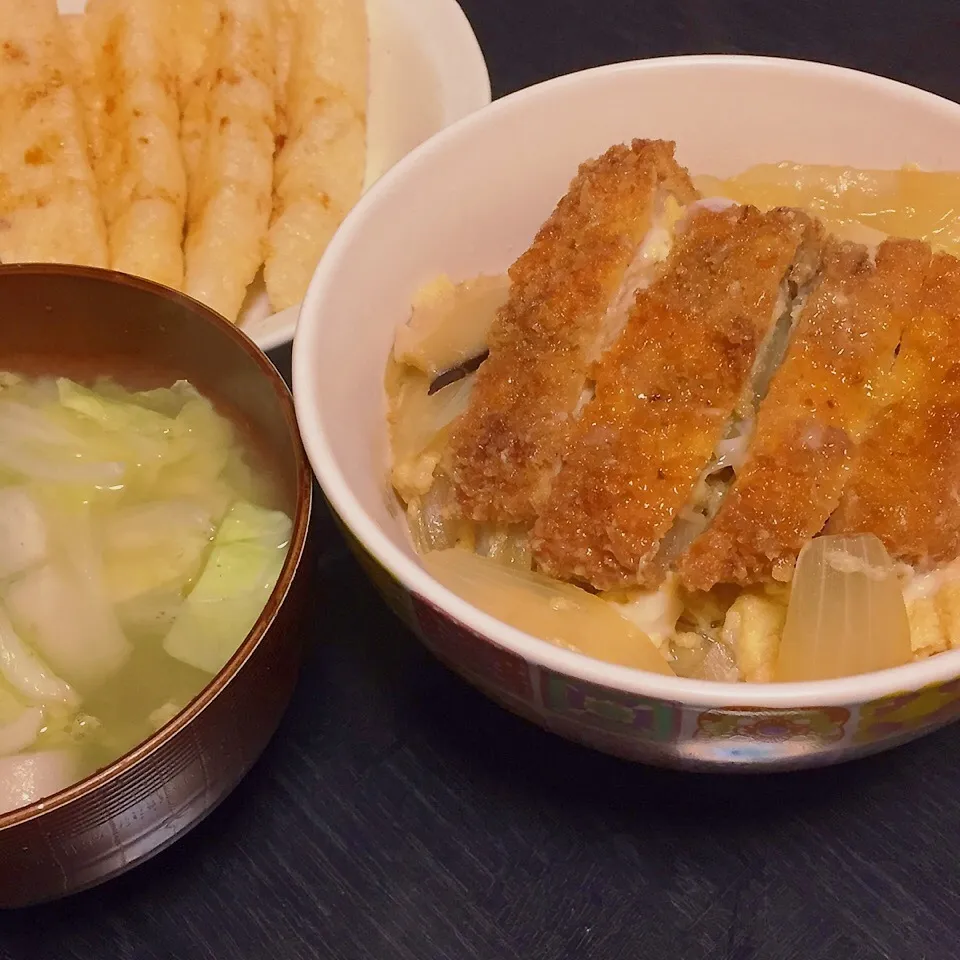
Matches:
[[0, 264, 313, 832]]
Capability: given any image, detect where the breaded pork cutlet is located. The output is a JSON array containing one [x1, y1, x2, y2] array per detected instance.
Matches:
[[830, 251, 960, 567], [449, 140, 698, 525], [678, 238, 930, 591], [532, 205, 823, 591]]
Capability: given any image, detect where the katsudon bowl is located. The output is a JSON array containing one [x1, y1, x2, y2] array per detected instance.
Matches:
[[293, 56, 960, 772], [0, 267, 312, 906]]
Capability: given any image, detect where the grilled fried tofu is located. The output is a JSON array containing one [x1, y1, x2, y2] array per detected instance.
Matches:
[[85, 0, 187, 289], [449, 140, 698, 525], [61, 14, 105, 171], [532, 205, 823, 591], [171, 0, 218, 97], [182, 0, 277, 321], [0, 0, 108, 268], [830, 251, 960, 567], [263, 0, 369, 311], [679, 238, 930, 590]]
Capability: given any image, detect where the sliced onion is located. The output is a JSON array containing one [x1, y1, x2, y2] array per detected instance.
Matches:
[[407, 476, 462, 554], [393, 274, 509, 377], [652, 507, 709, 576], [711, 416, 754, 472], [390, 373, 473, 471], [475, 525, 532, 570], [655, 418, 754, 576], [667, 631, 709, 677], [775, 533, 912, 682], [422, 548, 674, 675], [390, 369, 476, 500], [697, 640, 740, 682]]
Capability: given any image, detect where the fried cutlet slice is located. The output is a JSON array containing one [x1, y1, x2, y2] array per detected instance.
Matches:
[[448, 140, 698, 525], [679, 238, 931, 591], [830, 251, 960, 567], [532, 205, 823, 591]]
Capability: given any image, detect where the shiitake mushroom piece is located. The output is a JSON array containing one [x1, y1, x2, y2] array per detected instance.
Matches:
[[427, 350, 489, 395]]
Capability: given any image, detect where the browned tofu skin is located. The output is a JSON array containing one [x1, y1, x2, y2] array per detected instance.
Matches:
[[448, 139, 697, 524], [532, 205, 822, 591], [680, 238, 931, 591], [830, 251, 960, 567]]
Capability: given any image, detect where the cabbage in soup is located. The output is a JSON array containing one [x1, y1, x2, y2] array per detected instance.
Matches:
[[0, 373, 292, 815]]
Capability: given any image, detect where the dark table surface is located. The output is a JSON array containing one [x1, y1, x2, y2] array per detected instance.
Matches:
[[4, 2, 960, 958]]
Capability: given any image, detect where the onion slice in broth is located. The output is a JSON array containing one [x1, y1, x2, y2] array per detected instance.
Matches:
[[775, 534, 912, 682], [422, 548, 674, 675]]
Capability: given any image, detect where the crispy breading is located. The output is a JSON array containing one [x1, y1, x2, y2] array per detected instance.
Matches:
[[532, 205, 821, 591], [680, 238, 930, 590], [183, 0, 277, 321], [0, 0, 108, 267], [85, 0, 186, 289], [830, 252, 960, 566], [449, 140, 698, 526], [263, 0, 368, 311]]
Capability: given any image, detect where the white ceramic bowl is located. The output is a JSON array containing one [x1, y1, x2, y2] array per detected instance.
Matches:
[[294, 56, 960, 770]]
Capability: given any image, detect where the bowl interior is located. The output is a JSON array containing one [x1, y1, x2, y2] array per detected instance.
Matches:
[[0, 265, 311, 828], [294, 56, 960, 706]]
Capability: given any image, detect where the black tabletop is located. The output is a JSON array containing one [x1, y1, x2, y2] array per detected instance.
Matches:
[[4, 2, 960, 958]]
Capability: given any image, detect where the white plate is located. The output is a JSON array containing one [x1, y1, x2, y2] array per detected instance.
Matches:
[[56, 0, 492, 352]]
